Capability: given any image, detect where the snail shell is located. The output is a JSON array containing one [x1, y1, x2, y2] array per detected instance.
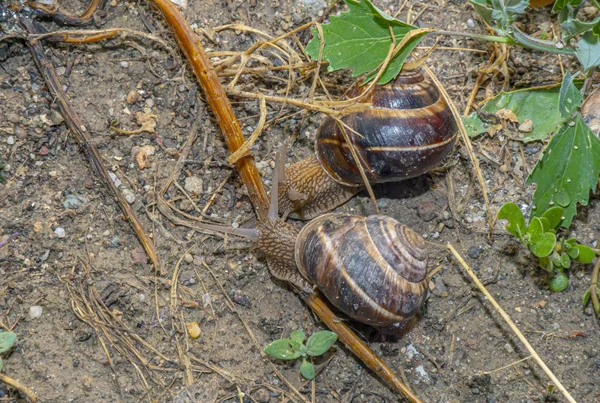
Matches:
[[316, 70, 458, 186], [295, 213, 428, 326]]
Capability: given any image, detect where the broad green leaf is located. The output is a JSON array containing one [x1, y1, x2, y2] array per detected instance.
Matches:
[[527, 218, 556, 257], [560, 252, 571, 269], [264, 339, 302, 360], [497, 202, 526, 239], [577, 31, 600, 70], [470, 0, 496, 29], [553, 0, 583, 12], [306, 331, 338, 357], [539, 217, 551, 232], [574, 244, 595, 263], [305, 0, 425, 84], [558, 71, 582, 118], [529, 233, 557, 258], [566, 246, 579, 259], [565, 237, 577, 246], [541, 206, 564, 229], [527, 114, 600, 227], [547, 272, 569, 292], [300, 358, 316, 380], [462, 85, 567, 142], [0, 332, 16, 354], [539, 256, 553, 272], [290, 330, 305, 345], [562, 18, 600, 37]]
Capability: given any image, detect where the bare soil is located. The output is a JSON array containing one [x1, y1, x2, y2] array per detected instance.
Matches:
[[1, 0, 599, 402]]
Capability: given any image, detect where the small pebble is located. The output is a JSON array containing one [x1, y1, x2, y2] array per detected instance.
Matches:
[[184, 253, 193, 263], [467, 245, 484, 259], [417, 201, 438, 222], [120, 61, 129, 68], [466, 18, 476, 29], [7, 136, 15, 145], [184, 176, 203, 195], [126, 90, 139, 104], [122, 189, 136, 204], [63, 194, 87, 209], [504, 343, 514, 353], [38, 146, 49, 156], [55, 227, 66, 238], [29, 305, 43, 319], [186, 321, 201, 339]]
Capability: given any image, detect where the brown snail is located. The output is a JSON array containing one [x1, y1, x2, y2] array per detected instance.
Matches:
[[197, 149, 428, 327], [278, 69, 459, 220]]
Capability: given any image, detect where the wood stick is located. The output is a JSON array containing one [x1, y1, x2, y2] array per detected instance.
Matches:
[[22, 19, 161, 273], [0, 373, 38, 403], [447, 243, 577, 403], [149, 1, 422, 401], [149, 0, 269, 220]]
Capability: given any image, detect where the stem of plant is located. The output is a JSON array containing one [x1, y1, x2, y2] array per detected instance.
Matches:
[[591, 253, 600, 316], [434, 30, 513, 44]]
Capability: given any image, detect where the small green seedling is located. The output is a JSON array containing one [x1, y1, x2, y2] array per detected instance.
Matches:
[[264, 330, 337, 380], [0, 331, 17, 372], [497, 202, 597, 292]]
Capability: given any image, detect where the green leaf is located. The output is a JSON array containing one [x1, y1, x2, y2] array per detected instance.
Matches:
[[566, 246, 579, 259], [527, 114, 600, 227], [547, 272, 569, 292], [574, 244, 595, 263], [539, 217, 551, 232], [551, 251, 563, 267], [0, 332, 17, 354], [552, 0, 583, 12], [264, 339, 303, 360], [462, 85, 568, 142], [539, 256, 553, 272], [541, 206, 564, 229], [290, 330, 305, 345], [305, 0, 425, 84], [305, 331, 338, 357], [562, 18, 600, 37], [300, 358, 316, 380], [558, 71, 582, 118], [497, 202, 527, 240], [577, 31, 600, 70], [560, 252, 571, 269], [583, 287, 591, 305], [526, 218, 556, 257]]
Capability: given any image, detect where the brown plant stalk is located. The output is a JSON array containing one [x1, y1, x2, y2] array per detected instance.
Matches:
[[149, 0, 422, 401]]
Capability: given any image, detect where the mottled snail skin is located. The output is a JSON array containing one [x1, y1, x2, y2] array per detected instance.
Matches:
[[295, 214, 428, 327], [280, 70, 459, 220]]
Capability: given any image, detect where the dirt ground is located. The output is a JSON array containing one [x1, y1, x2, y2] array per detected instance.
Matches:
[[1, 0, 599, 402]]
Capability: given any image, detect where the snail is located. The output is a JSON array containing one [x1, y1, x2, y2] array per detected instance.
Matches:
[[197, 148, 428, 327], [278, 69, 459, 220]]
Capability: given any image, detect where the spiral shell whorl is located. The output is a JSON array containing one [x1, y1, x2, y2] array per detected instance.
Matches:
[[315, 70, 458, 186], [296, 214, 428, 326]]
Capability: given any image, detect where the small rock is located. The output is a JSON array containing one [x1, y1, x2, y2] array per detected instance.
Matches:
[[50, 110, 64, 126], [254, 388, 271, 403], [518, 119, 533, 133], [120, 61, 129, 68], [186, 321, 201, 339], [467, 245, 484, 259], [184, 176, 203, 195], [122, 189, 136, 204], [109, 237, 120, 248], [63, 194, 87, 209], [29, 305, 43, 319], [504, 343, 514, 353], [179, 199, 195, 212], [108, 172, 122, 187], [55, 227, 66, 238], [466, 18, 476, 29], [417, 201, 438, 222], [126, 90, 139, 104], [184, 253, 193, 263], [38, 146, 49, 156], [6, 136, 15, 145]]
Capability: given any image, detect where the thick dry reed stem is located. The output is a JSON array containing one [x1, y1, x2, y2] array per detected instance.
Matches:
[[149, 1, 422, 401], [23, 19, 160, 272]]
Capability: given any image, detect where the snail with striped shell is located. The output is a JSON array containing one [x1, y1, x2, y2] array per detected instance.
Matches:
[[278, 69, 459, 220], [198, 148, 429, 327]]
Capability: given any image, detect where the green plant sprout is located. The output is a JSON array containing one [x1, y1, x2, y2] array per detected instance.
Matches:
[[0, 331, 17, 372], [497, 202, 597, 291], [264, 330, 337, 380]]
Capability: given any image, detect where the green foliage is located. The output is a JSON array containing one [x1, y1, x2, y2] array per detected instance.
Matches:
[[462, 84, 568, 142], [305, 0, 426, 84], [527, 81, 600, 227], [470, 0, 600, 69], [497, 203, 598, 292], [264, 330, 337, 380], [0, 331, 17, 372]]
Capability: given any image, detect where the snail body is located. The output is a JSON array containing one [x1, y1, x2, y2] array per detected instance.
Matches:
[[279, 70, 459, 220], [199, 149, 428, 327]]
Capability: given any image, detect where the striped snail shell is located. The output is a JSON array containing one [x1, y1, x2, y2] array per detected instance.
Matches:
[[316, 69, 458, 186], [295, 213, 428, 326], [280, 69, 458, 220]]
